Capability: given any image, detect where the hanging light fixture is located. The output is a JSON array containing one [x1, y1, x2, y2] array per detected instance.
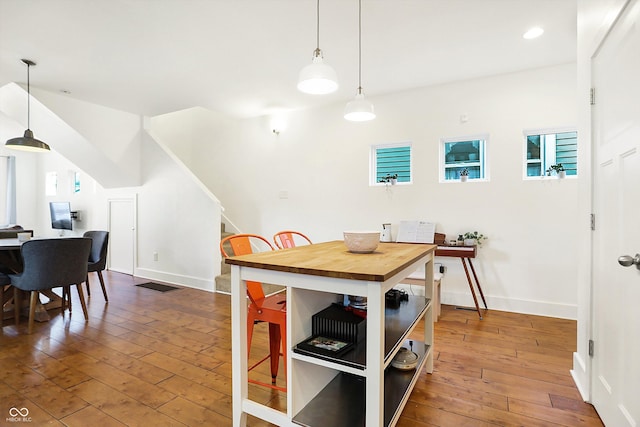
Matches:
[[6, 59, 50, 152], [344, 0, 375, 121], [297, 0, 338, 94]]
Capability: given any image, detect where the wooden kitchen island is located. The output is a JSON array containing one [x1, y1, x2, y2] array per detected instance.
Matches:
[[226, 240, 436, 427]]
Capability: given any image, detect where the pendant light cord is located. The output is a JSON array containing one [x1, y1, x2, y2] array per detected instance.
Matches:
[[26, 62, 31, 129], [316, 0, 320, 51], [357, 0, 363, 94]]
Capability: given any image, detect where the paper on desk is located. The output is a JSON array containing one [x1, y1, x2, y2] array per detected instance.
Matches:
[[396, 220, 435, 243]]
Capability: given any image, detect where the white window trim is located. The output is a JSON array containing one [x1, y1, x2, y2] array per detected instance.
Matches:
[[439, 133, 490, 183], [522, 126, 577, 180], [370, 141, 413, 186]]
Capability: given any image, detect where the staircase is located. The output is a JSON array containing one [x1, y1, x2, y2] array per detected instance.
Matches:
[[214, 223, 285, 295]]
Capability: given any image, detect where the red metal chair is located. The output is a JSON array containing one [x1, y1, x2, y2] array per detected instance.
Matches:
[[273, 230, 312, 249], [220, 233, 286, 392]]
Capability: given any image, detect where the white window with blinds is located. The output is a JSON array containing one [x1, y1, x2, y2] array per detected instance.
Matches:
[[440, 135, 489, 182], [371, 142, 412, 185], [524, 128, 578, 178]]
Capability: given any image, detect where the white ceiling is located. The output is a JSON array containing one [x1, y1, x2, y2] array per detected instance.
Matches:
[[0, 0, 577, 119]]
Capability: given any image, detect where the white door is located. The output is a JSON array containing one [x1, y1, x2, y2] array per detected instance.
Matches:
[[591, 0, 640, 425], [107, 197, 136, 275]]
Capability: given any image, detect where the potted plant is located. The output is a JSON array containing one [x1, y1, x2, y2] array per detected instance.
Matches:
[[459, 168, 469, 182], [546, 163, 566, 178], [463, 231, 486, 246], [379, 173, 398, 185]]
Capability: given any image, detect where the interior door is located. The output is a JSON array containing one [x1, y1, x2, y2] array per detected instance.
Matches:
[[107, 197, 136, 275], [591, 0, 640, 425]]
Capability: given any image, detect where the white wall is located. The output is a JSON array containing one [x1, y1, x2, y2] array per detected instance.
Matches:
[[132, 131, 220, 290], [158, 63, 579, 318], [25, 136, 221, 291], [0, 89, 221, 291], [1, 62, 581, 314], [0, 83, 142, 189], [0, 113, 39, 229]]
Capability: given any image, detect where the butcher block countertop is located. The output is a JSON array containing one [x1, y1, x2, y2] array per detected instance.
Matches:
[[224, 240, 436, 282]]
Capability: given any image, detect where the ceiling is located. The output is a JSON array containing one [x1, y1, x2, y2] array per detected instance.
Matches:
[[0, 0, 577, 119]]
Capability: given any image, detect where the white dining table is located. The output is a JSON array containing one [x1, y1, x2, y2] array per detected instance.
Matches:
[[0, 238, 22, 250]]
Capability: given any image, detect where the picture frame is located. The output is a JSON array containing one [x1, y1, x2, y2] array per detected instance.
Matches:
[[296, 335, 354, 358]]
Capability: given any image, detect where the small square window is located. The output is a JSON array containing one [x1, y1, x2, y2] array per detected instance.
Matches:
[[524, 129, 577, 178], [441, 135, 488, 182], [371, 142, 412, 185]]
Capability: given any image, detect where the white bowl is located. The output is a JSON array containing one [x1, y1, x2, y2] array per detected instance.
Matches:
[[343, 231, 380, 253]]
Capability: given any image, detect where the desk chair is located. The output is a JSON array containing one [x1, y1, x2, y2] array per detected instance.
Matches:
[[273, 230, 312, 249], [220, 233, 287, 392], [8, 238, 91, 334], [83, 231, 109, 301]]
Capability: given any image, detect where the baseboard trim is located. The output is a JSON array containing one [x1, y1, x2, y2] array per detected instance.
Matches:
[[134, 267, 214, 292], [571, 352, 591, 402], [440, 290, 577, 319]]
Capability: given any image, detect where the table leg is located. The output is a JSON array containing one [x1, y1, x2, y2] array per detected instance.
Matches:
[[1, 284, 5, 326], [461, 258, 483, 320], [468, 259, 488, 310], [3, 288, 64, 324]]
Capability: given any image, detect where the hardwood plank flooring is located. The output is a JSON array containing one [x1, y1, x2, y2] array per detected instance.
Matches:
[[0, 272, 602, 426]]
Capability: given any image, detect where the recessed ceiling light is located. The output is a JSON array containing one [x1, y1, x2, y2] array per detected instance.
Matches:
[[523, 27, 544, 39], [60, 89, 71, 94]]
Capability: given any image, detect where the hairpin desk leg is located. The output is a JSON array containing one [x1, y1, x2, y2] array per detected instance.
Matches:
[[461, 258, 483, 319], [468, 258, 488, 310]]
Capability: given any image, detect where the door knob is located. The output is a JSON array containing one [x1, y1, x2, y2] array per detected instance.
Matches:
[[618, 254, 640, 269]]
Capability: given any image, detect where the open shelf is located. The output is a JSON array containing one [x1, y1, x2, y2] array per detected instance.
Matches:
[[292, 340, 429, 427], [292, 296, 429, 371]]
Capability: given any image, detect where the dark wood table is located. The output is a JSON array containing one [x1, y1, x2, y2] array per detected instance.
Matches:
[[435, 244, 488, 319]]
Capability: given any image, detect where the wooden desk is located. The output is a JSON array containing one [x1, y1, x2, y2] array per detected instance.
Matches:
[[226, 240, 436, 427], [435, 244, 488, 319]]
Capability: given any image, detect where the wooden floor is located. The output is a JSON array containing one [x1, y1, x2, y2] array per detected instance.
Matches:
[[0, 271, 603, 426]]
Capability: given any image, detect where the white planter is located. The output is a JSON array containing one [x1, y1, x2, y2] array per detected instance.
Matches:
[[464, 238, 476, 246], [558, 171, 566, 179], [460, 175, 468, 182]]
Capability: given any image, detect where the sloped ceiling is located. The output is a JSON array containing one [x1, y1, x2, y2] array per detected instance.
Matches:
[[0, 0, 576, 119]]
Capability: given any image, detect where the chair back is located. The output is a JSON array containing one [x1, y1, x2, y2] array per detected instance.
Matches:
[[10, 238, 92, 291], [273, 230, 312, 249], [220, 234, 274, 302], [83, 230, 109, 271]]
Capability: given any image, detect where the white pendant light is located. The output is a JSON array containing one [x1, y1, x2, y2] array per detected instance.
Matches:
[[297, 0, 338, 95], [6, 59, 50, 152], [344, 0, 375, 121]]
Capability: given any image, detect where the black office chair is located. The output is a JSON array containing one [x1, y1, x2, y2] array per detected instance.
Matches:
[[8, 238, 92, 334], [83, 231, 109, 301]]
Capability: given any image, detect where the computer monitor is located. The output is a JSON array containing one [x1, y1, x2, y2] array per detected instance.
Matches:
[[49, 201, 72, 231]]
